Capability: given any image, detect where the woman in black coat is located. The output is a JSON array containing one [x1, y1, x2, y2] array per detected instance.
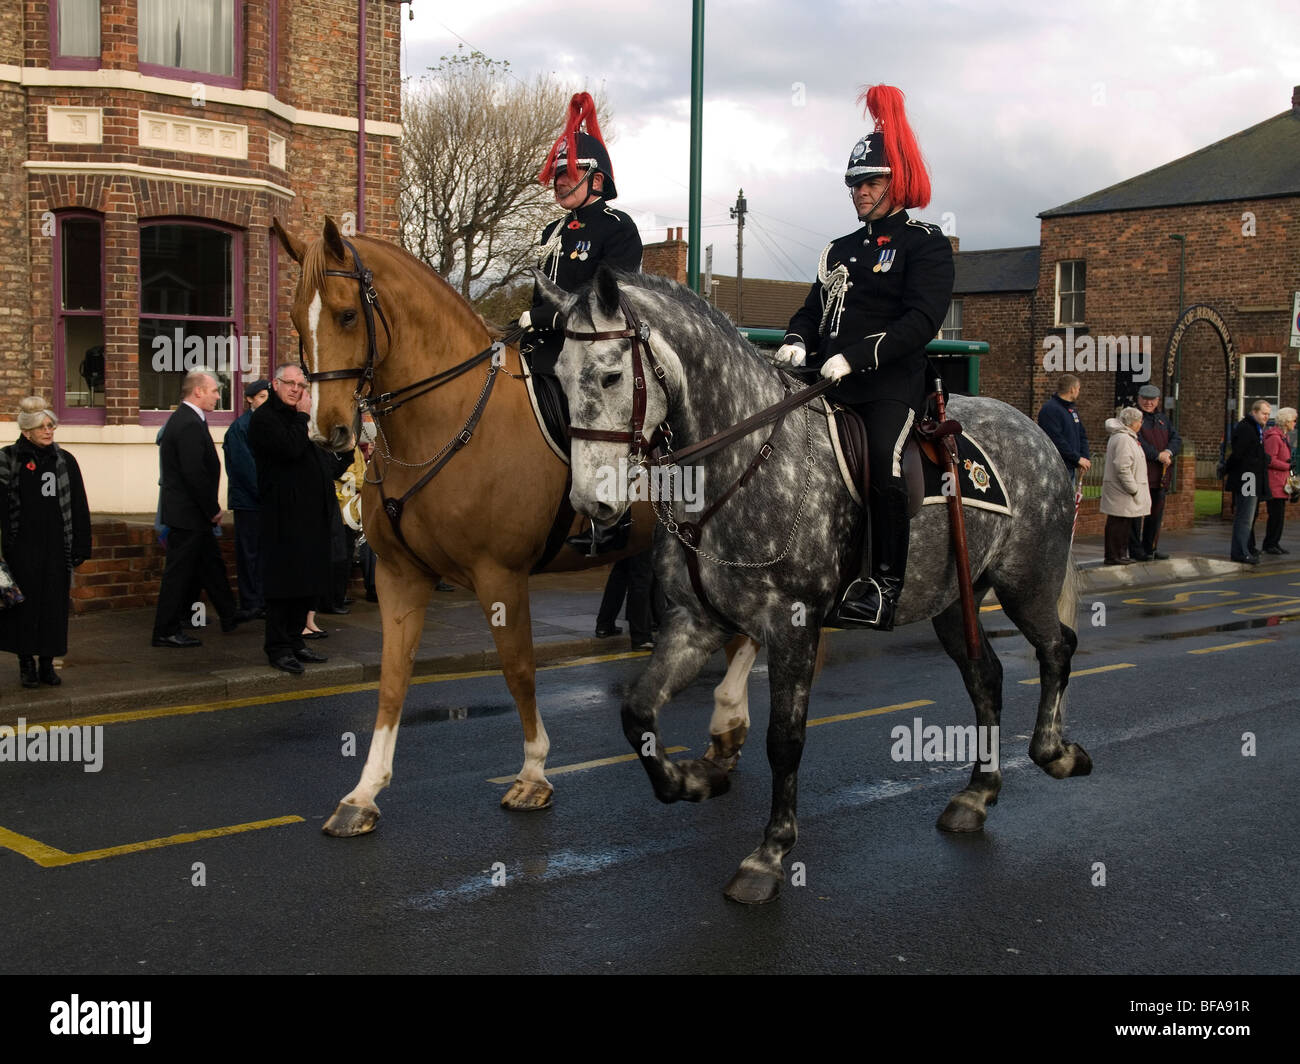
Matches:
[[0, 397, 92, 687]]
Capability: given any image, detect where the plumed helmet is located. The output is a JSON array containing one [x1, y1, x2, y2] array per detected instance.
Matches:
[[844, 85, 932, 209], [539, 93, 618, 200]]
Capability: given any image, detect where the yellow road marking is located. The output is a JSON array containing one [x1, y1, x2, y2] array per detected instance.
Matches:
[[1188, 639, 1276, 655], [1019, 663, 1135, 685], [807, 698, 934, 728], [9, 650, 653, 732], [486, 697, 938, 781], [980, 604, 1003, 613], [0, 816, 304, 869], [487, 746, 688, 784]]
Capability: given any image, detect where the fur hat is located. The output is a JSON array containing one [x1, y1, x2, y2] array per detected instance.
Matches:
[[16, 395, 57, 432]]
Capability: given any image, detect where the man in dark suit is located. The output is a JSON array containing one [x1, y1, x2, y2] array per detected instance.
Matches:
[[249, 365, 343, 674], [151, 371, 239, 647], [1226, 399, 1271, 565]]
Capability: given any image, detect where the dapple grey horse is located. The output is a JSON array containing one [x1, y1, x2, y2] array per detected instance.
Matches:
[[537, 266, 1091, 904]]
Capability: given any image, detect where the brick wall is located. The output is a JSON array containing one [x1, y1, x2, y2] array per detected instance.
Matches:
[[961, 291, 1033, 411], [643, 231, 688, 284]]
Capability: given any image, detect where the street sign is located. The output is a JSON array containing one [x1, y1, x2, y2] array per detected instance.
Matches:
[[1291, 290, 1300, 349]]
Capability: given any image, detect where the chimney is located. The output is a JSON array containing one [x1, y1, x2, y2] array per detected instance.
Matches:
[[1293, 85, 1300, 112]]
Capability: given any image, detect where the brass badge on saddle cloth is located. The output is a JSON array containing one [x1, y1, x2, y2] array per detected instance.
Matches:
[[920, 431, 1011, 515]]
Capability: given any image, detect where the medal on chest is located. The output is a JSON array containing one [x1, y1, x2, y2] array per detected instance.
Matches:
[[872, 248, 896, 273], [569, 240, 591, 261]]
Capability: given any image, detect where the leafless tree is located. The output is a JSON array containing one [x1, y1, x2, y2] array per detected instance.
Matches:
[[399, 49, 611, 308]]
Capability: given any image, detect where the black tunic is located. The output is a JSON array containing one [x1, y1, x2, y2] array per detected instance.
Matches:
[[785, 209, 954, 410], [0, 438, 92, 656], [526, 198, 643, 370]]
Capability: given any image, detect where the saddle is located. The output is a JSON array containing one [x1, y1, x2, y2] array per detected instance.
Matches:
[[828, 398, 956, 518]]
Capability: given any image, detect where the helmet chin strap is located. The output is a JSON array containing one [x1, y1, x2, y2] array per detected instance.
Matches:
[[854, 175, 893, 222], [556, 162, 599, 209]]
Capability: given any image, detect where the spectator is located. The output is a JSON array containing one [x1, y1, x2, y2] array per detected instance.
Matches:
[[1101, 407, 1151, 565], [1225, 399, 1271, 564], [248, 365, 334, 675], [1129, 383, 1182, 561], [223, 378, 270, 621], [1262, 406, 1296, 554], [595, 550, 655, 650], [151, 371, 239, 648], [0, 397, 92, 687], [1037, 374, 1092, 479]]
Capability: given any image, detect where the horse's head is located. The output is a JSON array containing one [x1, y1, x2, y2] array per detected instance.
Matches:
[[536, 265, 678, 527], [273, 216, 389, 452]]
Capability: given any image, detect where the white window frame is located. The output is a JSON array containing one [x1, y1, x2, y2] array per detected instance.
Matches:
[[1055, 260, 1086, 326], [939, 299, 963, 340], [1238, 352, 1280, 413]]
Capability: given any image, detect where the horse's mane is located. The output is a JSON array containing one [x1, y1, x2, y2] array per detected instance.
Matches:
[[574, 270, 757, 357], [297, 233, 502, 340]]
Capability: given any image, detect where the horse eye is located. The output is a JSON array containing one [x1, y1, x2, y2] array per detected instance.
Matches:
[[601, 371, 623, 389], [339, 309, 358, 327]]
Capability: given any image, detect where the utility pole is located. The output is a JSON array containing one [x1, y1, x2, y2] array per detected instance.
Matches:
[[704, 245, 714, 304], [731, 189, 747, 325]]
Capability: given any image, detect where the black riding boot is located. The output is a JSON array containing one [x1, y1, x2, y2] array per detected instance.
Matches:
[[566, 510, 633, 556], [833, 487, 910, 631], [19, 655, 38, 689]]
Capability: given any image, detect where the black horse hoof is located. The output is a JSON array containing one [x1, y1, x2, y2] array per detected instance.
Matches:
[[936, 793, 988, 832], [723, 865, 782, 905]]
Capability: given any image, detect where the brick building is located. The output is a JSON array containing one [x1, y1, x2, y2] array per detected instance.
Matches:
[[1, 0, 403, 513]]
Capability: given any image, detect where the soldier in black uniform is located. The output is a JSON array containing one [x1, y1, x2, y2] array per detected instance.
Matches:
[[776, 85, 954, 630], [522, 92, 642, 376]]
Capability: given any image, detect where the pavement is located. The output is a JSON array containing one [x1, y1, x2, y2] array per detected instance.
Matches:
[[0, 516, 1288, 724]]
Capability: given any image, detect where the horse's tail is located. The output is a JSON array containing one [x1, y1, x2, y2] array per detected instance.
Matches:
[[1056, 550, 1080, 631]]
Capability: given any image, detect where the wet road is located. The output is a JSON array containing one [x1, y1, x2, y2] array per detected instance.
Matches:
[[2, 563, 1297, 974]]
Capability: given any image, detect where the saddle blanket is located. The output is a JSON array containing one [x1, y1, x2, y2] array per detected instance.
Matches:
[[920, 429, 1011, 516]]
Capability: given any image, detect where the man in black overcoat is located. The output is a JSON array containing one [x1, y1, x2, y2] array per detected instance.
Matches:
[[1225, 398, 1271, 564], [248, 365, 346, 673], [151, 371, 238, 647]]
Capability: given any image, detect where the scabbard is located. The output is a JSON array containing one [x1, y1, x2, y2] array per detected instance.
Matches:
[[941, 435, 982, 661]]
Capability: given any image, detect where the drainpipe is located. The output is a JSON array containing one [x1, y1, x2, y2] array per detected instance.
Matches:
[[357, 0, 367, 232]]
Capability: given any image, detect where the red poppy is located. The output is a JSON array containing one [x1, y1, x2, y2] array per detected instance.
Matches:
[[567, 220, 583, 230], [24, 460, 35, 471], [877, 236, 892, 246]]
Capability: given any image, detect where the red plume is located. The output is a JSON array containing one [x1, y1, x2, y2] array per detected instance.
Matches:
[[538, 92, 606, 187], [857, 85, 932, 209]]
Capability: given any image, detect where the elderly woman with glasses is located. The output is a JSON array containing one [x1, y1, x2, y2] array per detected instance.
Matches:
[[0, 397, 92, 687], [1101, 406, 1152, 565]]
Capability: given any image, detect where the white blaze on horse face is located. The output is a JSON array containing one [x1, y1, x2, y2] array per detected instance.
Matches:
[[306, 289, 323, 437]]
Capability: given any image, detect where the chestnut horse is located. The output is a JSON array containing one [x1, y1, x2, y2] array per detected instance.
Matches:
[[271, 218, 759, 833]]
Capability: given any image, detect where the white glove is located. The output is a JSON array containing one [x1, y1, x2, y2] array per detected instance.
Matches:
[[772, 342, 806, 368], [820, 353, 852, 381], [518, 310, 532, 329]]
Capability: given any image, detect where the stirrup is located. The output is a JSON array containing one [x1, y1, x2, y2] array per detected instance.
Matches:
[[566, 511, 632, 556], [830, 575, 901, 631]]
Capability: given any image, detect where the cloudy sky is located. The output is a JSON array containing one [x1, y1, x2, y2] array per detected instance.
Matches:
[[401, 0, 1297, 283]]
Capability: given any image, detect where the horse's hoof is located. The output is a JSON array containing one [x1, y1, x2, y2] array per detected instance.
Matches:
[[323, 801, 380, 837], [1039, 743, 1094, 780], [723, 865, 782, 905], [678, 758, 731, 802], [936, 793, 988, 832], [501, 778, 554, 811]]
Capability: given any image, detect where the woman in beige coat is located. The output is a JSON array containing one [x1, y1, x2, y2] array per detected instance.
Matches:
[[1102, 407, 1152, 564]]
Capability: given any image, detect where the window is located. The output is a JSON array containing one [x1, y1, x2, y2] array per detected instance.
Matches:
[[939, 300, 963, 340], [52, 0, 101, 69], [1239, 353, 1280, 413], [1055, 260, 1086, 326], [54, 213, 106, 423], [138, 222, 244, 420], [138, 0, 238, 84]]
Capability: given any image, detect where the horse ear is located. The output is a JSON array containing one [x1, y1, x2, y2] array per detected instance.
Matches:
[[595, 264, 620, 319], [322, 217, 348, 263], [271, 217, 304, 263], [530, 269, 576, 326]]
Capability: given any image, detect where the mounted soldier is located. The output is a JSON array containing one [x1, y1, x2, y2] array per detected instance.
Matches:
[[521, 92, 643, 377], [774, 85, 954, 630]]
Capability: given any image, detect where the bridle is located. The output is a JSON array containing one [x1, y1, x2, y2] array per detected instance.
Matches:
[[563, 292, 672, 465], [296, 234, 523, 577]]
